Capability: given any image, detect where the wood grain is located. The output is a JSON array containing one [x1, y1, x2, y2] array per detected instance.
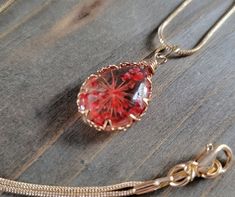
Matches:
[[0, 0, 234, 196]]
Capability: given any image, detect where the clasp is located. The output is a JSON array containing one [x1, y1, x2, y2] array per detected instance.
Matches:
[[134, 144, 233, 195], [168, 144, 233, 187], [194, 144, 233, 178]]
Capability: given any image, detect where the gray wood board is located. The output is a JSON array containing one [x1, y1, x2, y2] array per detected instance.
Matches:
[[0, 0, 235, 196]]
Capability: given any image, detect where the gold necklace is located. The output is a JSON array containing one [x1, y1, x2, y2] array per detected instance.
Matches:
[[0, 144, 233, 196], [77, 0, 235, 132], [0, 1, 234, 197]]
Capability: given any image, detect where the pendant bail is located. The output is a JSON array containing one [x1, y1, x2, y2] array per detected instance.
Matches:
[[147, 44, 180, 73]]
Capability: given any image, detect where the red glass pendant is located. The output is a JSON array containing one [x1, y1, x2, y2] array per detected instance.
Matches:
[[77, 62, 153, 131]]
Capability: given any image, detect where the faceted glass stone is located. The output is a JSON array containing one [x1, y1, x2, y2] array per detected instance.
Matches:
[[77, 62, 152, 131]]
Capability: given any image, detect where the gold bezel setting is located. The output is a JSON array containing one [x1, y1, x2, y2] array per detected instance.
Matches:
[[77, 62, 153, 132]]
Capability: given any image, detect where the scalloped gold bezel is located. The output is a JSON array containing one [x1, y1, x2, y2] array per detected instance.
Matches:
[[77, 62, 153, 132]]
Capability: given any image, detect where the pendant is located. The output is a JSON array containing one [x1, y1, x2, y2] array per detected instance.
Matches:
[[77, 62, 154, 131]]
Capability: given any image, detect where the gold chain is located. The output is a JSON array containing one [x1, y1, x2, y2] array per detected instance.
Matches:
[[147, 0, 235, 72], [0, 144, 233, 196], [152, 0, 235, 65]]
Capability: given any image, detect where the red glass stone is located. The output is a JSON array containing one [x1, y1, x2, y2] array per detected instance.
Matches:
[[77, 62, 152, 131]]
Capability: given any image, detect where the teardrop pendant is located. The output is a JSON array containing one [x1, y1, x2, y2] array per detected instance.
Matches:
[[77, 62, 153, 131]]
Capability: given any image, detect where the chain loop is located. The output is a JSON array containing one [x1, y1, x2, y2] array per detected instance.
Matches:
[[200, 159, 223, 179]]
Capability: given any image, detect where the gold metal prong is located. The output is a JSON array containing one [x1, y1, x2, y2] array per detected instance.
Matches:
[[84, 110, 89, 116], [79, 109, 89, 115], [129, 114, 141, 121], [102, 119, 113, 130], [143, 98, 150, 105], [147, 76, 152, 83], [102, 120, 108, 130]]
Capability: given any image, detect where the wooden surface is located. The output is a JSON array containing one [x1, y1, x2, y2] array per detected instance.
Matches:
[[0, 0, 235, 196]]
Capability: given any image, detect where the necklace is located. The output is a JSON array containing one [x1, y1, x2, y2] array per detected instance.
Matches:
[[0, 144, 233, 196], [0, 1, 234, 197], [77, 0, 235, 132]]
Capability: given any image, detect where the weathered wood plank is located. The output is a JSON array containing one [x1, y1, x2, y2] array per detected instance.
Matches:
[[0, 0, 113, 179], [0, 0, 234, 196]]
